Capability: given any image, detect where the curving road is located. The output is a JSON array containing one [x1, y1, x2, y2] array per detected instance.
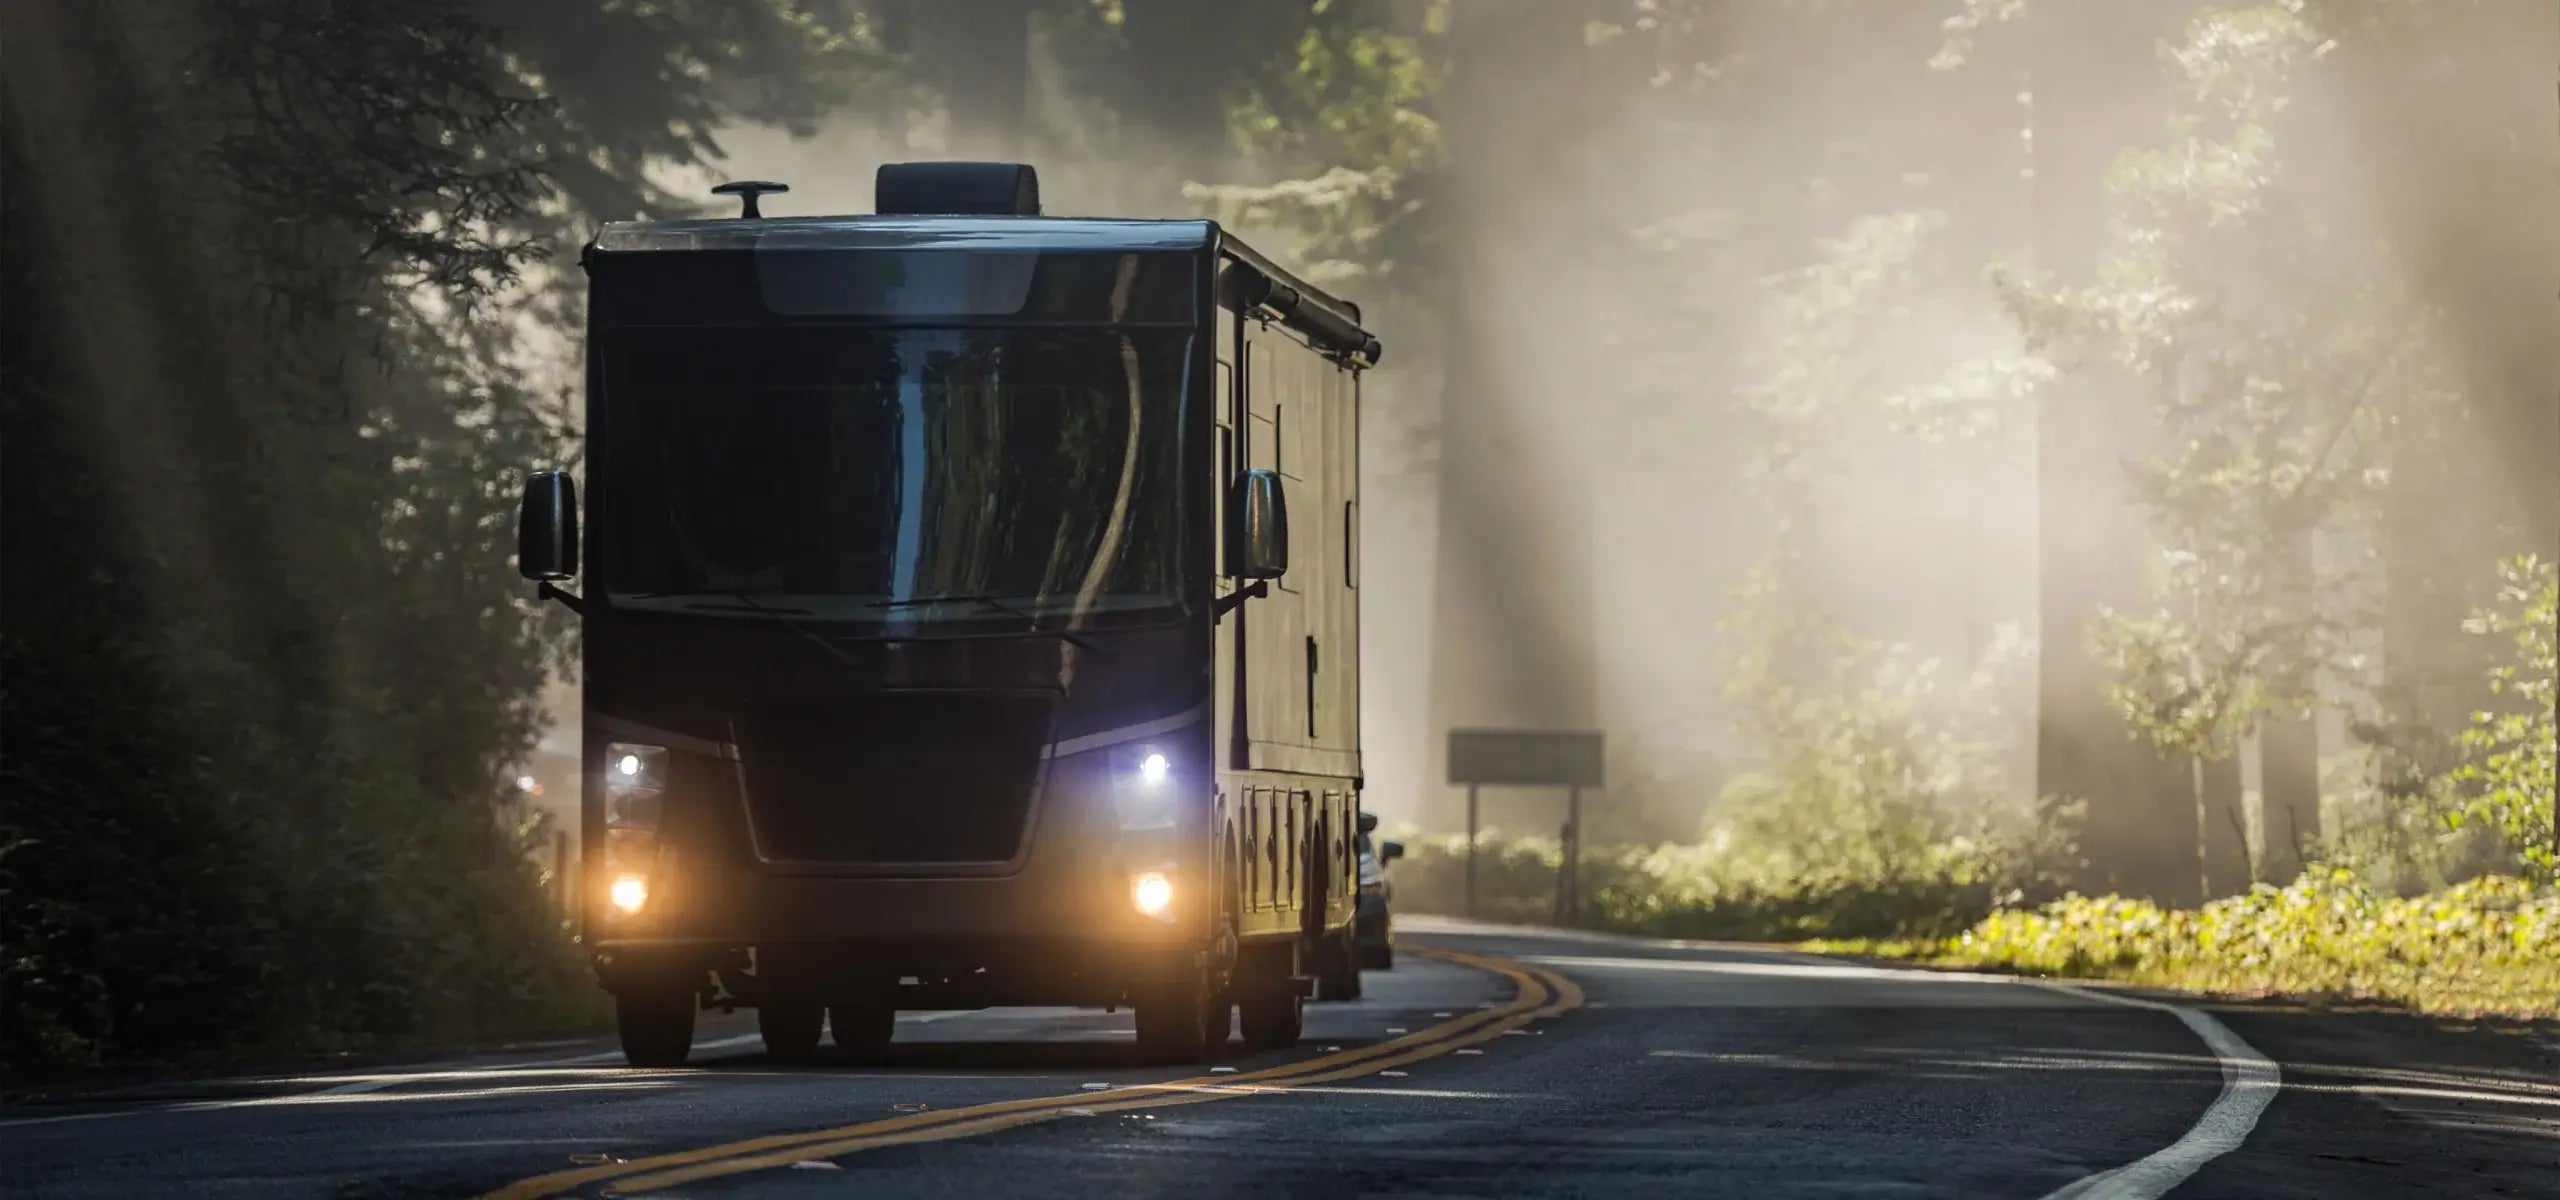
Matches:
[[4, 918, 2553, 1198]]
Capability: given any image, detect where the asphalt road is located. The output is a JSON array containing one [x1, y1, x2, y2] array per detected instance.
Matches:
[[4, 918, 2553, 1199]]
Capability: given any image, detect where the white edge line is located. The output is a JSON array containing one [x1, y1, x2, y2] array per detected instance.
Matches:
[[1441, 919, 2280, 1200], [518, 1032, 766, 1068], [2026, 980, 2280, 1200], [0, 1034, 771, 1128]]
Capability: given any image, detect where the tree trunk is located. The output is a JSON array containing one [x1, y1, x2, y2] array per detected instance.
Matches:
[[2259, 517, 2323, 883], [2025, 0, 2197, 904], [1421, 0, 1604, 832], [2258, 714, 2320, 883], [2198, 752, 2250, 896]]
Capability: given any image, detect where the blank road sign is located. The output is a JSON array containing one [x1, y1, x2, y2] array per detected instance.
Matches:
[[1447, 729, 1604, 787]]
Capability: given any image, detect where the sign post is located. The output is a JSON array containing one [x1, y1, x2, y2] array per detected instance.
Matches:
[[1563, 786, 1581, 925], [1465, 783, 1481, 919], [1446, 729, 1604, 926]]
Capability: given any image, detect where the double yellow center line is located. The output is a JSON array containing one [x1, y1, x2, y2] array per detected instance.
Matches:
[[485, 947, 1580, 1197]]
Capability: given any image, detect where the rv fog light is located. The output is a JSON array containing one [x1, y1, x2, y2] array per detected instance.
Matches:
[[1130, 871, 1173, 919], [609, 873, 649, 914], [1137, 751, 1170, 786]]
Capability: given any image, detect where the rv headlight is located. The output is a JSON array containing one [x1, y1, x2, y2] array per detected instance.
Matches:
[[1130, 871, 1174, 920], [607, 743, 665, 787], [1111, 745, 1180, 833], [605, 743, 666, 831]]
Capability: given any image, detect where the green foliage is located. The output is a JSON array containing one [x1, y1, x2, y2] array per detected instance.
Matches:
[[1614, 591, 2064, 942], [1608, 188, 2062, 939], [0, 0, 863, 1077], [1931, 871, 2558, 1019], [0, 630, 606, 1071], [2312, 556, 2557, 890], [1387, 830, 1588, 928], [2314, 743, 2486, 896], [1392, 789, 2067, 944], [1706, 553, 2062, 938], [1227, 1, 1445, 170], [2449, 556, 2557, 880], [1740, 208, 2045, 480], [1999, 3, 2449, 763], [1606, 780, 2071, 942], [1929, 0, 2033, 72], [1185, 1, 1445, 288]]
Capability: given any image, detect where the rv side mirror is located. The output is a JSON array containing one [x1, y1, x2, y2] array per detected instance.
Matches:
[[517, 470, 579, 581], [1358, 812, 1379, 834], [1380, 840, 1405, 862], [1227, 468, 1289, 580]]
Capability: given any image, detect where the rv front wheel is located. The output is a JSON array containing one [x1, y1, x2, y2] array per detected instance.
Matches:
[[616, 985, 696, 1068]]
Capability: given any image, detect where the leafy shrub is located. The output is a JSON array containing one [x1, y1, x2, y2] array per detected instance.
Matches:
[[1391, 568, 2064, 942], [1390, 777, 2068, 944], [2314, 555, 2555, 892], [1389, 831, 1614, 927], [1939, 871, 2557, 1018], [2449, 556, 2555, 882], [0, 632, 604, 1078]]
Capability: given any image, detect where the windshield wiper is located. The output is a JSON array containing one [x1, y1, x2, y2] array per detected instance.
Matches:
[[694, 591, 864, 672], [677, 600, 813, 614], [869, 593, 1100, 653]]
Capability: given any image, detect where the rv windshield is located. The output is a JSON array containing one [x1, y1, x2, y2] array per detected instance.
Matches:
[[598, 326, 1189, 629]]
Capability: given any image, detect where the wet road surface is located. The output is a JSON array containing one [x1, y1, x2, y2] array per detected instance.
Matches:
[[5, 918, 2553, 1198]]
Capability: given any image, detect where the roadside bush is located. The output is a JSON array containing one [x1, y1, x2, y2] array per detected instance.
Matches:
[[0, 632, 604, 1078], [1824, 555, 2559, 1019], [1391, 776, 2065, 943], [1936, 871, 2557, 1019], [1591, 765, 2067, 941], [2316, 556, 2555, 893], [1393, 586, 2061, 942], [2449, 556, 2555, 883], [1390, 831, 1633, 926]]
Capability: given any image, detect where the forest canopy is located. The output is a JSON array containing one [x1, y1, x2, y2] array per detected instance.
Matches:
[[3, 0, 2552, 1072]]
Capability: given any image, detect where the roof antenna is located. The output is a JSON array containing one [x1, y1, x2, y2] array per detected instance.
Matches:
[[711, 180, 788, 219]]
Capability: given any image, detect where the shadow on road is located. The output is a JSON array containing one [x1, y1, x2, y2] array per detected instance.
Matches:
[[710, 1035, 1393, 1075]]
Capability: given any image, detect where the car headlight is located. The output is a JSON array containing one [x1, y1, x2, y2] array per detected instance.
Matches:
[[609, 873, 650, 914]]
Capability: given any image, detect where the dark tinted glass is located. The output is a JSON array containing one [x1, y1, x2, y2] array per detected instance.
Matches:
[[598, 326, 1191, 628], [591, 250, 1196, 326]]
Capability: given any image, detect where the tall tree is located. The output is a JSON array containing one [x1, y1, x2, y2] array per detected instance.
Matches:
[[0, 0, 886, 1072], [2015, 0, 2200, 902], [1415, 0, 1610, 832]]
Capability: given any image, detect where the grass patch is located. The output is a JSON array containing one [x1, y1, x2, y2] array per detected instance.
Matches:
[[1808, 872, 2558, 1020]]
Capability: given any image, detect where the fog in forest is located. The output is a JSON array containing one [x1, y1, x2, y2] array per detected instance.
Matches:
[[617, 2, 2556, 870], [6, 0, 2552, 1072]]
